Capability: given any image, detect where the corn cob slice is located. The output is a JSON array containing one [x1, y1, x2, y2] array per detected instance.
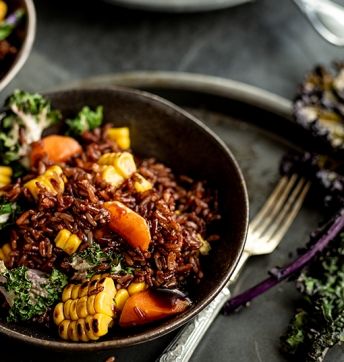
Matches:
[[100, 165, 125, 188], [54, 276, 117, 342], [24, 165, 66, 201], [99, 152, 136, 177], [98, 151, 152, 192]]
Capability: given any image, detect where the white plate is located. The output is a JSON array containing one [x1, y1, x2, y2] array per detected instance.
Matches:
[[102, 0, 255, 12]]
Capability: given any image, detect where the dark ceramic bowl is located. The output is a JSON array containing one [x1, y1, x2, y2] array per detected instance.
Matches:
[[0, 0, 36, 91], [0, 87, 248, 352]]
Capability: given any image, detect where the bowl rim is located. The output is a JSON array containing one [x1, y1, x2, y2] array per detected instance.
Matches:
[[0, 0, 36, 92], [0, 85, 249, 351]]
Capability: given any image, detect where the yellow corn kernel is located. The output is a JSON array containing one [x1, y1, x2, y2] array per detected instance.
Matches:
[[101, 165, 125, 188], [87, 294, 97, 315], [114, 289, 130, 313], [53, 302, 65, 326], [94, 291, 115, 317], [85, 315, 100, 341], [63, 299, 73, 320], [98, 153, 116, 166], [58, 319, 71, 340], [55, 229, 72, 249], [62, 283, 74, 302], [37, 177, 56, 192], [76, 319, 90, 342], [112, 152, 136, 178], [0, 166, 12, 177], [24, 165, 65, 201], [68, 320, 80, 342], [63, 234, 82, 255], [71, 284, 82, 300], [91, 313, 113, 337], [76, 296, 89, 319], [24, 178, 41, 200], [88, 279, 99, 295], [97, 277, 117, 299], [197, 233, 211, 255], [127, 281, 147, 296], [134, 173, 153, 193], [70, 299, 79, 321], [90, 274, 103, 282], [0, 1, 7, 23], [0, 243, 12, 262], [78, 281, 90, 298], [108, 127, 130, 149], [55, 229, 82, 255], [0, 249, 6, 262], [0, 175, 11, 185]]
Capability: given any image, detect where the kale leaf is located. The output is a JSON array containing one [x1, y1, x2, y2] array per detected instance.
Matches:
[[69, 243, 134, 280], [280, 233, 344, 361], [65, 105, 103, 137], [0, 9, 24, 41], [0, 198, 20, 230], [0, 262, 68, 322]]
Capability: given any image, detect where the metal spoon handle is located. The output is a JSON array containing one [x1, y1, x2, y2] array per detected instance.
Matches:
[[293, 0, 344, 46], [156, 287, 230, 362]]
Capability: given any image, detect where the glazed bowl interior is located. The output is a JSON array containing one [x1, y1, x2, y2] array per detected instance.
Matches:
[[0, 86, 248, 352], [0, 0, 36, 92]]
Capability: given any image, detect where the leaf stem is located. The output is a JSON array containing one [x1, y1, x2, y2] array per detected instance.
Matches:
[[223, 210, 344, 314]]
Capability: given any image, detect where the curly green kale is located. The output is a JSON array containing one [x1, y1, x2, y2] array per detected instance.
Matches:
[[0, 90, 61, 167], [69, 243, 135, 280], [65, 105, 103, 137], [0, 9, 24, 41], [0, 198, 21, 230], [280, 232, 344, 361], [0, 262, 68, 322]]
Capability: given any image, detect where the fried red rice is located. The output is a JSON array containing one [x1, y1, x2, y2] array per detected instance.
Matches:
[[0, 123, 220, 311]]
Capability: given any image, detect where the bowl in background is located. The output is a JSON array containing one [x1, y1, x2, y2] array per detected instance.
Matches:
[[0, 86, 248, 351], [0, 0, 36, 92]]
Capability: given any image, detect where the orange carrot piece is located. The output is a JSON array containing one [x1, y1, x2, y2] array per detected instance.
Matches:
[[30, 135, 83, 166], [119, 289, 190, 327], [103, 201, 151, 251]]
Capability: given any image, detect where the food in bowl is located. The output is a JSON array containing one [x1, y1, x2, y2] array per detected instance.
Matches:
[[0, 1, 25, 80], [0, 90, 222, 342]]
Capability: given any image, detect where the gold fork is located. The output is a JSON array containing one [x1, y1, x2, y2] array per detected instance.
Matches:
[[156, 173, 311, 362]]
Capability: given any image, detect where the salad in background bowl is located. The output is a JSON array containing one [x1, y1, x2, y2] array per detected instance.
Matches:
[[0, 0, 35, 92]]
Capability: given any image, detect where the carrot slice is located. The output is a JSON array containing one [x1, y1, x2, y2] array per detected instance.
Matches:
[[30, 135, 83, 166], [119, 289, 190, 327], [103, 201, 151, 251]]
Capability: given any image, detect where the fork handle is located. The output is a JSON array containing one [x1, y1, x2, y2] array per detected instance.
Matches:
[[229, 250, 250, 284], [156, 287, 231, 362], [156, 250, 250, 362]]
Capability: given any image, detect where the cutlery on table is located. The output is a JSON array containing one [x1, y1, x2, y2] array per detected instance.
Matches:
[[292, 0, 344, 46], [156, 173, 311, 362]]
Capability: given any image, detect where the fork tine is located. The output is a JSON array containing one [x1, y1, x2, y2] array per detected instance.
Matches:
[[266, 178, 311, 246], [248, 176, 311, 254], [249, 174, 298, 232]]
